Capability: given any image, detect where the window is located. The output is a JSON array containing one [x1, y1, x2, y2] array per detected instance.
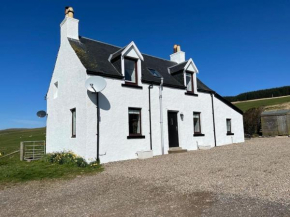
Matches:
[[125, 58, 137, 84], [71, 108, 76, 138], [226, 119, 232, 134], [193, 112, 201, 134], [186, 72, 193, 92], [128, 108, 142, 136], [53, 82, 58, 99], [148, 68, 161, 77]]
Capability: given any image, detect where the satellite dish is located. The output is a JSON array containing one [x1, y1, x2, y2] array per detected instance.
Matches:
[[37, 110, 47, 118], [85, 76, 107, 93]]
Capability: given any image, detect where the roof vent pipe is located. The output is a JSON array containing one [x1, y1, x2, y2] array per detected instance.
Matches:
[[65, 6, 74, 18]]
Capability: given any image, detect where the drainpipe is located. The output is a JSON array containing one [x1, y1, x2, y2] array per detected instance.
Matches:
[[211, 92, 217, 147], [159, 78, 165, 155], [148, 84, 153, 150]]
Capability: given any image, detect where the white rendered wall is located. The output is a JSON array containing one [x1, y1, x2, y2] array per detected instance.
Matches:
[[213, 96, 245, 146], [46, 34, 96, 160], [92, 79, 244, 163], [47, 37, 244, 164]]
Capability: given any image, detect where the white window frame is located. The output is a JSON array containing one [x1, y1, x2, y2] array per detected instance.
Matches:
[[183, 59, 198, 94], [193, 112, 202, 134], [120, 42, 144, 85]]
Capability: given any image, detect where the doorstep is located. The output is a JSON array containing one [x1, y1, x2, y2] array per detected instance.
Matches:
[[198, 145, 212, 150], [168, 147, 188, 154]]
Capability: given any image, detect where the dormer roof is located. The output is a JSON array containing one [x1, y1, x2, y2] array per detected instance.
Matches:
[[108, 41, 144, 62]]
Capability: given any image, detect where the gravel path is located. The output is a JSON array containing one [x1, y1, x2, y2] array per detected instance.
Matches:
[[1, 137, 290, 216]]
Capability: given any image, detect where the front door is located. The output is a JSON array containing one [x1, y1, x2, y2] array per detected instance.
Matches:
[[168, 112, 179, 148]]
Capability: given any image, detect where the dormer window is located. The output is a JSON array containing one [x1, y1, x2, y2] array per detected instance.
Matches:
[[125, 58, 137, 84], [109, 41, 144, 89], [186, 72, 193, 92]]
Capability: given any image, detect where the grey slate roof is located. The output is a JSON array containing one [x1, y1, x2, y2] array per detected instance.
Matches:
[[68, 36, 213, 91], [261, 109, 290, 116], [68, 36, 243, 114]]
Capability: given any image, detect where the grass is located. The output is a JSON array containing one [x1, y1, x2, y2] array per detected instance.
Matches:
[[234, 96, 290, 112], [0, 128, 103, 186]]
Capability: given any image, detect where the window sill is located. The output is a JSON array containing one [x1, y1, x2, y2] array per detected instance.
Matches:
[[185, 92, 198, 96], [127, 135, 146, 139], [122, 83, 143, 89], [193, 133, 205, 137], [227, 133, 234, 136]]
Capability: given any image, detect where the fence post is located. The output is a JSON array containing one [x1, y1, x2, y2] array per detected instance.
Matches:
[[33, 141, 35, 160], [20, 142, 24, 161]]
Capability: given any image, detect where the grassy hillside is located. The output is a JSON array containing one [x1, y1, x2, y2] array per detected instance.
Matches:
[[0, 128, 102, 186], [0, 127, 46, 155], [234, 96, 290, 112]]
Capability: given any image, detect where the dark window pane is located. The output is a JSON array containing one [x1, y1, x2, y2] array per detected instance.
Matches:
[[227, 119, 231, 133], [125, 59, 136, 82], [129, 109, 141, 135], [72, 109, 76, 137]]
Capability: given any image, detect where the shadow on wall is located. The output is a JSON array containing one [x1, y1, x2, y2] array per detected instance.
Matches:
[[87, 91, 111, 111]]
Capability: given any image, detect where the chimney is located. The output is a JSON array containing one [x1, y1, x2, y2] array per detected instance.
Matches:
[[170, 44, 185, 63], [60, 6, 79, 43]]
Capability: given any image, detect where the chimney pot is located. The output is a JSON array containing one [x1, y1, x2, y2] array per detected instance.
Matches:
[[65, 6, 74, 18], [173, 44, 178, 53]]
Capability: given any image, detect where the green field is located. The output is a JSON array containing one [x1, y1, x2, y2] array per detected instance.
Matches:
[[234, 96, 290, 112], [0, 128, 102, 186]]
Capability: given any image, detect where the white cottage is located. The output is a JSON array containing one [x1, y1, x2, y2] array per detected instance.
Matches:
[[46, 7, 244, 163]]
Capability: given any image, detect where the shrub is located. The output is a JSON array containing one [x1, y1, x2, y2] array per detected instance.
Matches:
[[243, 107, 264, 135], [42, 152, 99, 168]]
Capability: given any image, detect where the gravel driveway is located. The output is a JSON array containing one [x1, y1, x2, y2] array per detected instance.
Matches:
[[1, 137, 290, 217]]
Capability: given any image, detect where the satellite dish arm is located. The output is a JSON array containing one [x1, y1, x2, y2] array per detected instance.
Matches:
[[90, 84, 97, 93]]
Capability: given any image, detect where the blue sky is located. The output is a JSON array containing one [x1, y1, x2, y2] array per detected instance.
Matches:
[[0, 0, 289, 130]]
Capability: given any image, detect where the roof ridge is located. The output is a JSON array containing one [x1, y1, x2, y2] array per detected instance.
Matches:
[[80, 36, 177, 64], [142, 53, 177, 64], [80, 36, 123, 49]]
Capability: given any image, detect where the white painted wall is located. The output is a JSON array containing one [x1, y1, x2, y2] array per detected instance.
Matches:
[[46, 17, 97, 161], [213, 95, 245, 146]]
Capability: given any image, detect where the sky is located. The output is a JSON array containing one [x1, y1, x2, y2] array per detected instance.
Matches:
[[0, 0, 289, 130]]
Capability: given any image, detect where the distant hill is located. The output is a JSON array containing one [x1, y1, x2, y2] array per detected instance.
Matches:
[[233, 95, 290, 112], [0, 128, 29, 133], [224, 86, 290, 102]]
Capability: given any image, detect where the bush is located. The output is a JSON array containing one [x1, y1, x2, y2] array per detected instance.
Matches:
[[42, 152, 99, 168], [243, 107, 264, 135]]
